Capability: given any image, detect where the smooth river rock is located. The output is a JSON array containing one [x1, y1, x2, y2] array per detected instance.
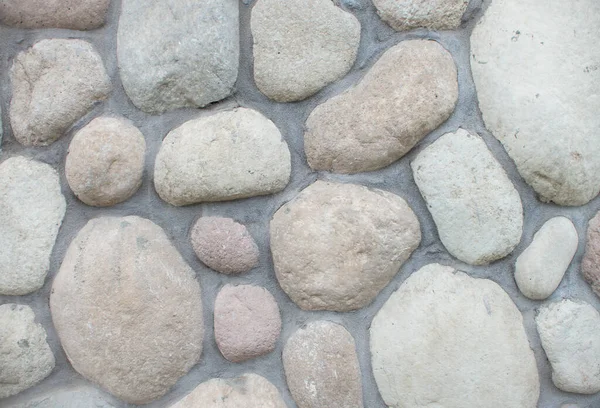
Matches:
[[270, 180, 421, 312], [0, 157, 66, 295], [12, 387, 116, 408], [0, 0, 110, 30], [370, 263, 540, 408], [411, 129, 523, 265], [471, 0, 600, 205], [582, 212, 600, 297], [373, 0, 469, 31], [304, 39, 457, 174], [154, 108, 291, 206], [50, 216, 204, 404]]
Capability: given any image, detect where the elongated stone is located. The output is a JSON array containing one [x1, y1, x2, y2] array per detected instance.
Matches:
[[373, 0, 469, 31], [0, 0, 110, 30]]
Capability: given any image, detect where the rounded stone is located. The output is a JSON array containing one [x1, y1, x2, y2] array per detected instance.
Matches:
[[536, 300, 600, 394], [251, 0, 360, 102], [270, 180, 421, 312], [471, 0, 600, 206], [65, 116, 146, 207], [190, 217, 259, 274], [370, 263, 540, 408], [12, 387, 116, 408], [0, 157, 66, 295], [154, 108, 291, 206], [515, 217, 578, 300], [304, 39, 458, 174], [10, 39, 112, 146], [582, 212, 600, 297], [0, 304, 55, 399], [50, 216, 204, 404], [411, 129, 523, 265], [373, 0, 469, 31], [0, 0, 110, 30], [214, 284, 281, 363], [283, 321, 363, 408], [169, 374, 286, 408]]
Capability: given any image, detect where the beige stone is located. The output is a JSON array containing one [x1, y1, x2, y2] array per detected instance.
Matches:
[[582, 212, 600, 297], [373, 0, 469, 31], [0, 0, 110, 29]]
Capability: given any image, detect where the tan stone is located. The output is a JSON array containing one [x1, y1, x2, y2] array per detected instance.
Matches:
[[373, 0, 469, 31], [0, 0, 110, 30], [582, 211, 600, 297]]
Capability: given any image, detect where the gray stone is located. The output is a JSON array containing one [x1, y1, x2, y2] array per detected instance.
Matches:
[[0, 0, 110, 30], [0, 157, 66, 295], [12, 387, 115, 408], [117, 0, 239, 114], [372, 0, 469, 31], [50, 216, 203, 404], [154, 108, 291, 206], [411, 129, 523, 265], [270, 180, 421, 312], [370, 263, 540, 408], [582, 212, 600, 297]]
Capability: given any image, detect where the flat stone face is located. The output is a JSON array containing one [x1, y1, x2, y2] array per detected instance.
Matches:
[[582, 212, 600, 297], [190, 217, 259, 274], [370, 263, 540, 408], [283, 321, 363, 408], [372, 0, 469, 31], [65, 117, 146, 207], [214, 285, 281, 362], [50, 216, 203, 404], [169, 374, 286, 408], [0, 304, 55, 399], [251, 0, 360, 102], [154, 108, 291, 206], [411, 129, 523, 265], [270, 180, 421, 312], [536, 300, 600, 394], [304, 39, 457, 174], [471, 0, 600, 206], [10, 39, 111, 146], [0, 157, 66, 295], [117, 0, 239, 114], [515, 217, 578, 300], [13, 387, 116, 408], [0, 0, 110, 30]]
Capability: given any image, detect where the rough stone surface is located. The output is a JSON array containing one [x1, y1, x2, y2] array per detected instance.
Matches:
[[251, 0, 360, 102], [65, 116, 146, 207], [154, 108, 291, 206], [536, 300, 600, 394], [411, 129, 523, 265], [283, 321, 363, 408], [169, 374, 286, 408], [214, 284, 281, 362], [372, 0, 469, 31], [10, 39, 112, 146], [0, 0, 110, 30], [370, 263, 540, 408], [0, 304, 55, 399], [270, 180, 421, 312], [304, 39, 457, 174], [12, 387, 116, 408], [190, 217, 259, 274], [50, 216, 204, 404], [582, 212, 600, 297], [0, 157, 66, 295], [117, 0, 239, 114], [515, 217, 578, 300], [471, 0, 600, 206]]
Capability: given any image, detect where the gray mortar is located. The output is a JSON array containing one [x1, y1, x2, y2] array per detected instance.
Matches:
[[0, 1, 599, 407]]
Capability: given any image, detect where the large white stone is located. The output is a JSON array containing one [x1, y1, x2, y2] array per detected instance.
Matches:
[[471, 0, 600, 206], [373, 0, 469, 31], [12, 387, 116, 408]]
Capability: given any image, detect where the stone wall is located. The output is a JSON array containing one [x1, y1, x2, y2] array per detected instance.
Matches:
[[1, 0, 599, 407]]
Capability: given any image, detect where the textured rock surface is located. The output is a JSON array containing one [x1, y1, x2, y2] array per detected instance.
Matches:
[[0, 304, 55, 399], [283, 321, 363, 408], [0, 157, 66, 295], [515, 217, 578, 300], [251, 0, 360, 102], [582, 212, 600, 297], [471, 0, 600, 206], [536, 300, 600, 394], [117, 0, 239, 114], [12, 387, 116, 408], [155, 108, 291, 206], [373, 0, 469, 31], [190, 217, 259, 274], [0, 0, 110, 30], [412, 129, 523, 265], [214, 284, 281, 362], [10, 39, 111, 146], [50, 216, 204, 404], [169, 374, 286, 408], [65, 116, 146, 207], [270, 180, 420, 311], [370, 263, 540, 408], [305, 39, 457, 174]]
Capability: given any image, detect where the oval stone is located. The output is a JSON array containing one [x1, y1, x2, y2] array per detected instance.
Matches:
[[12, 387, 116, 408], [0, 0, 110, 30], [373, 0, 469, 31]]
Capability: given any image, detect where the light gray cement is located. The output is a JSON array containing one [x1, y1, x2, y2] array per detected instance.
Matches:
[[1, 1, 599, 407]]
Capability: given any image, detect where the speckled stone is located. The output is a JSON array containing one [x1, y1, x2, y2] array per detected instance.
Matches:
[[372, 0, 469, 31], [0, 0, 110, 30], [582, 211, 600, 297]]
